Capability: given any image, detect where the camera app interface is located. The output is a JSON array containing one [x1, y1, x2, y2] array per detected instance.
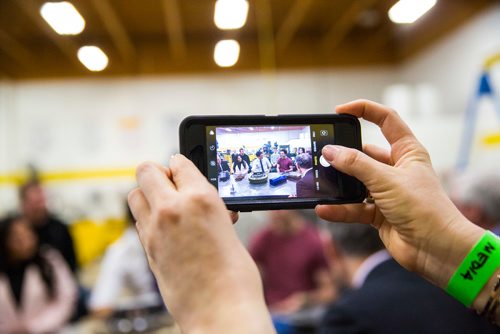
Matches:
[[206, 124, 339, 201]]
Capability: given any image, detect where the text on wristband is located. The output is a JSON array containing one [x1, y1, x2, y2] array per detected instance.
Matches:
[[461, 241, 497, 281]]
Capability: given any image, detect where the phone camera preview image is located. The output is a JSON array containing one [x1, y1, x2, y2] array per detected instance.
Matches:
[[206, 124, 340, 202]]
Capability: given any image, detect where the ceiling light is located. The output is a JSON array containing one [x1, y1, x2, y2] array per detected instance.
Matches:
[[214, 40, 240, 68], [40, 2, 85, 35], [77, 46, 108, 72], [214, 0, 249, 30], [388, 0, 437, 24]]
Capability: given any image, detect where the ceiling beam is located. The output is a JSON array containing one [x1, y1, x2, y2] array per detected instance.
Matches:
[[14, 0, 80, 67], [161, 0, 187, 60], [0, 29, 34, 67], [321, 0, 378, 54], [255, 0, 276, 71], [90, 0, 136, 63], [275, 0, 313, 53]]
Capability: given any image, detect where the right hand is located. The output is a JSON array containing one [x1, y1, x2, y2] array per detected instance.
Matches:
[[316, 100, 484, 288]]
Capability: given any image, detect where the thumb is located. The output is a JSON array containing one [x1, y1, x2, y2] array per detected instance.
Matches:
[[322, 145, 387, 186]]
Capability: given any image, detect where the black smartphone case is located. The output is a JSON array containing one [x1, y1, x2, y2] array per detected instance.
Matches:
[[179, 114, 367, 212]]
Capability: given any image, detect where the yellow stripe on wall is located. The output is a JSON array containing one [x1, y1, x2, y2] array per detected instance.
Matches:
[[482, 132, 500, 146], [0, 167, 136, 185]]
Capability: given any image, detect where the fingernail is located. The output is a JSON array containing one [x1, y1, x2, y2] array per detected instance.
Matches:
[[169, 153, 180, 161], [322, 145, 341, 162]]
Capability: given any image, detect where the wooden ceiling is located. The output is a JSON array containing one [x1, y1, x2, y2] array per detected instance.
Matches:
[[0, 0, 496, 79]]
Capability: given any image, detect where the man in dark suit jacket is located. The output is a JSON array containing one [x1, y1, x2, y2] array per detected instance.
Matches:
[[216, 156, 230, 173], [319, 223, 497, 334], [295, 153, 316, 198]]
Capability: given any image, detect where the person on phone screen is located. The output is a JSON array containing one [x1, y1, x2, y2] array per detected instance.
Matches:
[[277, 149, 294, 173], [239, 148, 251, 172], [251, 151, 272, 174], [233, 155, 249, 179], [295, 153, 315, 197], [217, 156, 230, 173]]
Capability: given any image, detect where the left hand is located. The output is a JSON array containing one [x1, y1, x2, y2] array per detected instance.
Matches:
[[128, 155, 274, 334]]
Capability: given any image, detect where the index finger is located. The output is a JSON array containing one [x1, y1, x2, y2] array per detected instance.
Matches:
[[136, 162, 176, 208], [336, 99, 416, 147], [169, 154, 213, 191]]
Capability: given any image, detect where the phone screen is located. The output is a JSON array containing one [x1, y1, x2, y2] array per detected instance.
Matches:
[[205, 124, 340, 201]]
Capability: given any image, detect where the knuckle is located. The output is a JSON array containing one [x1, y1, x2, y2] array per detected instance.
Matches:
[[156, 203, 181, 222], [341, 149, 359, 167], [135, 161, 155, 178], [127, 188, 139, 204], [187, 188, 213, 205]]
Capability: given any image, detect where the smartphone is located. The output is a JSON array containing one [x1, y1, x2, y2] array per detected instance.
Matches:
[[179, 114, 366, 212]]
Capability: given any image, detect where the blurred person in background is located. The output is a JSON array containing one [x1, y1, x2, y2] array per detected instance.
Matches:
[[249, 210, 335, 317], [89, 203, 161, 318], [319, 223, 497, 334], [0, 215, 77, 333], [452, 172, 500, 234], [19, 181, 78, 273]]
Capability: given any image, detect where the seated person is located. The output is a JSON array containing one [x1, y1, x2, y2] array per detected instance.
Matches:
[[251, 151, 272, 174], [295, 153, 315, 197], [270, 148, 280, 172], [217, 155, 230, 173], [319, 223, 497, 334], [19, 181, 78, 273], [0, 215, 77, 333], [276, 149, 294, 173], [249, 210, 335, 315], [89, 204, 162, 318], [232, 155, 249, 180]]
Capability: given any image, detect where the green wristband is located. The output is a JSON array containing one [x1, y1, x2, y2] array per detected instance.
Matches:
[[446, 231, 500, 307]]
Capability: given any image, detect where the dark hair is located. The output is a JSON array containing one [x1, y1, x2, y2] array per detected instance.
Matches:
[[280, 149, 288, 155], [233, 159, 248, 171], [18, 180, 41, 202], [298, 147, 305, 154], [328, 223, 384, 257], [296, 153, 312, 169], [256, 151, 263, 157], [0, 215, 56, 300]]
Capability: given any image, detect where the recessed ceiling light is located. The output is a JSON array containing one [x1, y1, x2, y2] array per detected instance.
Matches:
[[40, 2, 85, 35], [388, 0, 437, 24], [214, 40, 240, 68], [77, 46, 108, 72], [214, 0, 249, 30]]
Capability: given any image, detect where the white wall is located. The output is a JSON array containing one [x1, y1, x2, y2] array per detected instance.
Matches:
[[389, 3, 500, 172], [1, 4, 499, 227], [0, 68, 395, 219]]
